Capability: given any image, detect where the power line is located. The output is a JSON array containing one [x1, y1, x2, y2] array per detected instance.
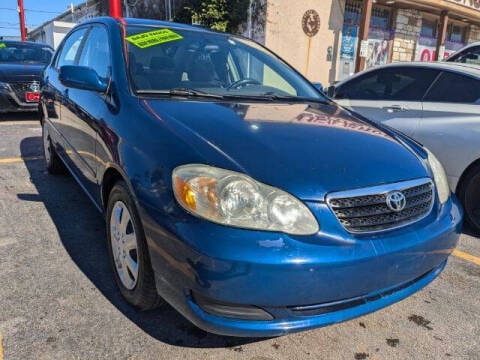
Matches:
[[0, 7, 62, 15]]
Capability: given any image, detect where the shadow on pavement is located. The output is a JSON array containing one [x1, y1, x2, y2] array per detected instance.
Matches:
[[20, 135, 259, 349], [0, 111, 39, 122]]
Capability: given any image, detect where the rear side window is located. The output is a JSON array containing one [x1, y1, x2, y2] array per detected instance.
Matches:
[[424, 72, 480, 103], [335, 67, 439, 101], [55, 28, 88, 69], [448, 46, 480, 65]]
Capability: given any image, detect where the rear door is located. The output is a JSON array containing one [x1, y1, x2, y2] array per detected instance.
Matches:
[[334, 67, 439, 136], [419, 71, 480, 188]]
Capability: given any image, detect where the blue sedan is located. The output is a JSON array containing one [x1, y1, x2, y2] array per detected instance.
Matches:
[[40, 17, 462, 337]]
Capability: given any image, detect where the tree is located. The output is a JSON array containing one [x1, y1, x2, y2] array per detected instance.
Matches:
[[175, 0, 250, 33]]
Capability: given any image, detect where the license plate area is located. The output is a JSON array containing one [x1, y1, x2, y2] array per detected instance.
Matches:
[[25, 91, 40, 103]]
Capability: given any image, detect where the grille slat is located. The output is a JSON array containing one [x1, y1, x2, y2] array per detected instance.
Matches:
[[335, 192, 433, 219], [327, 179, 434, 233]]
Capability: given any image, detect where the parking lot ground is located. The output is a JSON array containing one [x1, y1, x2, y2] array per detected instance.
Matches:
[[0, 116, 479, 360]]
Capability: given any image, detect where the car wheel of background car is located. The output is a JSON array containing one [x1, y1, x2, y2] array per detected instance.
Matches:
[[42, 123, 67, 175], [457, 163, 480, 234], [106, 180, 163, 310]]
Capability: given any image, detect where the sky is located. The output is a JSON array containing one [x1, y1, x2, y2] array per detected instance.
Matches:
[[0, 0, 85, 37]]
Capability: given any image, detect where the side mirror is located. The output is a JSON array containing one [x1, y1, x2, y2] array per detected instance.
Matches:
[[312, 82, 324, 92], [59, 65, 108, 92], [326, 85, 336, 98]]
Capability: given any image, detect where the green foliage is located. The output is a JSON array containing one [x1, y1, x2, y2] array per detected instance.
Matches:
[[174, 0, 250, 33]]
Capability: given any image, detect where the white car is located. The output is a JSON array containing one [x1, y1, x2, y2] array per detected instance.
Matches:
[[329, 62, 480, 233], [446, 42, 480, 64]]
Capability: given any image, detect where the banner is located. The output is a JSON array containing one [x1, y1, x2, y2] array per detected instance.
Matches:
[[340, 25, 358, 60]]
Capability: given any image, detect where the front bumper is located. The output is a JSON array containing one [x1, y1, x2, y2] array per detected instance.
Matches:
[[0, 88, 38, 113], [140, 195, 462, 337]]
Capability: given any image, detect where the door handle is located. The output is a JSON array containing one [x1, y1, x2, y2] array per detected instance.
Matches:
[[383, 105, 407, 113]]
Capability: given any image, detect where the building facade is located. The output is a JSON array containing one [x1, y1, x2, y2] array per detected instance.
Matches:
[[29, 1, 104, 49], [260, 0, 480, 85]]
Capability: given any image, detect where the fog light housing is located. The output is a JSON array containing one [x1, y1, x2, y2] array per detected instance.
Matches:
[[193, 293, 274, 321]]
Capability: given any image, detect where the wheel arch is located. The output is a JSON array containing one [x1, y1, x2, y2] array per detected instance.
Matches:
[[456, 157, 480, 195], [101, 165, 130, 212]]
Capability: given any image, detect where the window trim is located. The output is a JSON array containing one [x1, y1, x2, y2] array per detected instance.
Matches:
[[53, 25, 91, 71]]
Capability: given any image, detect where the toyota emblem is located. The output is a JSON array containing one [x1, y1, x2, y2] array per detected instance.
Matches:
[[386, 191, 406, 212]]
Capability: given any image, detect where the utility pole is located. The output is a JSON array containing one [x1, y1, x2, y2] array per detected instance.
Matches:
[[109, 0, 122, 18], [17, 0, 26, 42], [123, 0, 130, 18]]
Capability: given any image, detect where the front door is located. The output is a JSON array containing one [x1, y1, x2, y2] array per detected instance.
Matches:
[[334, 66, 440, 137]]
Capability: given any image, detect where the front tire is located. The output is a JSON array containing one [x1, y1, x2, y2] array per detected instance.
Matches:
[[42, 122, 67, 175], [457, 163, 480, 234], [106, 180, 162, 310]]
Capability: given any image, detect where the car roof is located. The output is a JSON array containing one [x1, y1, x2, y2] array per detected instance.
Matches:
[[81, 16, 221, 35], [0, 40, 52, 49], [337, 61, 480, 86]]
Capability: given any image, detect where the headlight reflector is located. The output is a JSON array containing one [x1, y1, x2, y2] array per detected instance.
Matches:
[[426, 148, 450, 204], [173, 165, 319, 235]]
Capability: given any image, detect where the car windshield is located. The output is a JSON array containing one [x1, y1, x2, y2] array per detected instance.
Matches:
[[125, 25, 324, 100], [0, 42, 53, 65]]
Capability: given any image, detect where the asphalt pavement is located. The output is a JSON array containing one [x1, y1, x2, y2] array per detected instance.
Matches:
[[0, 114, 479, 360]]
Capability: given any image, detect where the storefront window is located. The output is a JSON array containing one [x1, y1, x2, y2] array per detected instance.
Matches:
[[447, 24, 466, 43], [420, 17, 437, 38]]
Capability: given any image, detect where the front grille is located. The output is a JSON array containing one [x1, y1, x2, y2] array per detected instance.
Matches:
[[327, 178, 434, 233], [8, 81, 38, 102]]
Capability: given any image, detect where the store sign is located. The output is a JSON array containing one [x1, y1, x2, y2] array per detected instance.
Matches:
[[359, 40, 369, 57], [446, 0, 480, 10], [302, 10, 320, 37], [416, 45, 450, 61]]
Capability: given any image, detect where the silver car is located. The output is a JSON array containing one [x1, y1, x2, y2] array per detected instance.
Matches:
[[329, 62, 480, 232]]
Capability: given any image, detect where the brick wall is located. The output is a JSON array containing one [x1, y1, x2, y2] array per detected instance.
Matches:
[[392, 9, 422, 62]]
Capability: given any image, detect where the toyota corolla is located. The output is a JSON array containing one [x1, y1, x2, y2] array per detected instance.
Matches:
[[40, 17, 462, 337]]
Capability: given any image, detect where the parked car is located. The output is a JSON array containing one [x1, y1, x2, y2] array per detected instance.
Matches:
[[0, 40, 53, 112], [329, 62, 480, 233], [446, 41, 480, 65], [40, 17, 462, 337]]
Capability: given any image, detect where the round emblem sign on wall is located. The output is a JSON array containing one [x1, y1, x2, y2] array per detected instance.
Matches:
[[302, 9, 320, 37]]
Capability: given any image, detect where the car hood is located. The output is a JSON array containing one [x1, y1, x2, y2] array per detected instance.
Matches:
[[0, 63, 44, 82], [144, 99, 429, 201]]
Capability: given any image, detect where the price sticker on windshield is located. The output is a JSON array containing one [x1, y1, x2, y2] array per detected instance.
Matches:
[[125, 29, 183, 49], [0, 43, 6, 49]]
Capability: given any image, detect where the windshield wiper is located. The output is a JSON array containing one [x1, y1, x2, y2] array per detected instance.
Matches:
[[226, 93, 330, 104], [137, 87, 225, 99]]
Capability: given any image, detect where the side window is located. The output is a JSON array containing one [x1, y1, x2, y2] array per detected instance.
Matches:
[[449, 46, 480, 65], [424, 72, 480, 103], [335, 71, 382, 100], [78, 26, 111, 79], [336, 68, 438, 101], [56, 28, 88, 69]]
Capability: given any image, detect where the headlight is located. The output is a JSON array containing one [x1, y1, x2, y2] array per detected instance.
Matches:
[[426, 148, 450, 204], [0, 81, 9, 90], [172, 164, 319, 235]]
